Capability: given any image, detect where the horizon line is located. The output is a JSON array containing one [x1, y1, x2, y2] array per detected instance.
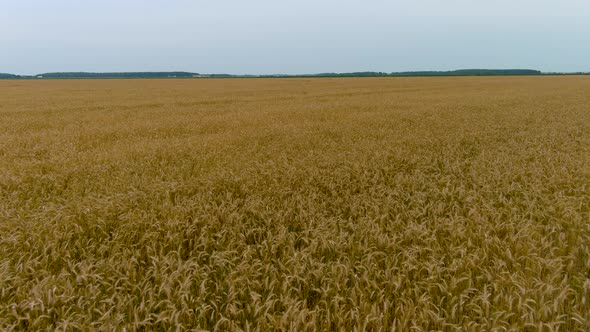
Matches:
[[3, 68, 590, 78]]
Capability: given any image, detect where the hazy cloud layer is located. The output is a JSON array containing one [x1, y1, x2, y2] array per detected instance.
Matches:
[[2, 0, 589, 74]]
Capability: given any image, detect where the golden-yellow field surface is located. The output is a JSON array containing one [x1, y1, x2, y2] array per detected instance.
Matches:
[[1, 77, 589, 330]]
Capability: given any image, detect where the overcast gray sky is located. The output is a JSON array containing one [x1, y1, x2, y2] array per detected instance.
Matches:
[[2, 0, 589, 75]]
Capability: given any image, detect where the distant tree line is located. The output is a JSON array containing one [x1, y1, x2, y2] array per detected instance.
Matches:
[[290, 69, 542, 77], [36, 72, 199, 78], [291, 72, 391, 78], [4, 69, 590, 79], [0, 73, 21, 79], [390, 69, 542, 76]]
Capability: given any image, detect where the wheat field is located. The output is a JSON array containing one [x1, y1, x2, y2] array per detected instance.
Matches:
[[1, 77, 589, 331]]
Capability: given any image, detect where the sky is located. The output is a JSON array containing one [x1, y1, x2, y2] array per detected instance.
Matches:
[[1, 0, 589, 75]]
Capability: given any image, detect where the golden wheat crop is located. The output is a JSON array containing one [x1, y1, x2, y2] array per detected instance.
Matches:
[[0, 77, 589, 331]]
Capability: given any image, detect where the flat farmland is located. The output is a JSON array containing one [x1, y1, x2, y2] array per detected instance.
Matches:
[[1, 77, 589, 330]]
